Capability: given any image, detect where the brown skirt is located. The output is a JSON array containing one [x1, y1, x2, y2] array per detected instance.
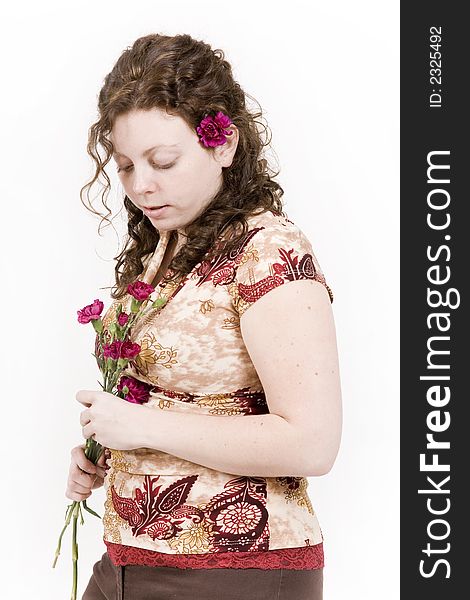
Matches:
[[82, 551, 323, 600]]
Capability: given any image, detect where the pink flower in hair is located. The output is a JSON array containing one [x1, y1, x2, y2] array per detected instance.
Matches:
[[196, 111, 233, 147]]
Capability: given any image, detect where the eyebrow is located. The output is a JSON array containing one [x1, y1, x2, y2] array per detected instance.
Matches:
[[112, 144, 180, 158]]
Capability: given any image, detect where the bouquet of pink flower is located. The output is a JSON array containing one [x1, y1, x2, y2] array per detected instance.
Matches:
[[52, 280, 166, 600]]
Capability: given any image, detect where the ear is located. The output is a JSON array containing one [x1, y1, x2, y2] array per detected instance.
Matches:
[[214, 124, 239, 168]]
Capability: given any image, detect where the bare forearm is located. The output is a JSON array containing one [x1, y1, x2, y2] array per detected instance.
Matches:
[[139, 408, 318, 477]]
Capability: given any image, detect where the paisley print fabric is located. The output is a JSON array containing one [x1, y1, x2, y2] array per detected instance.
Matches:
[[99, 208, 333, 569]]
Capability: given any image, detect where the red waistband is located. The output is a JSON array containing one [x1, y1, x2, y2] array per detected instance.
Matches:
[[104, 539, 324, 570]]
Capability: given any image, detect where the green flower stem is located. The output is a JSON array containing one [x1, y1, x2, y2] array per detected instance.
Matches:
[[108, 370, 123, 393], [84, 437, 104, 465], [82, 500, 101, 519], [71, 501, 79, 600], [52, 497, 102, 568], [79, 501, 85, 525], [103, 369, 109, 392], [119, 317, 133, 341], [52, 502, 75, 568], [119, 295, 159, 341]]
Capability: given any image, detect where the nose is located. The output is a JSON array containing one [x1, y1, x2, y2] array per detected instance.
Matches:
[[132, 166, 158, 196]]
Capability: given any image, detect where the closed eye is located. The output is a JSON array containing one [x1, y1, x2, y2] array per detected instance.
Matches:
[[117, 162, 175, 173]]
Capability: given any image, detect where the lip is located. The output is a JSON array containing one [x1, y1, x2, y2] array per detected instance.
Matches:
[[142, 205, 170, 217]]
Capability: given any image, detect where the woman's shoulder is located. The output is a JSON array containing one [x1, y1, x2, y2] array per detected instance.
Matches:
[[245, 207, 295, 227], [225, 207, 334, 313], [218, 208, 303, 245], [236, 208, 314, 256], [244, 208, 309, 238]]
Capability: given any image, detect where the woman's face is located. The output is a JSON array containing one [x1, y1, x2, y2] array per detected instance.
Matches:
[[110, 108, 238, 243]]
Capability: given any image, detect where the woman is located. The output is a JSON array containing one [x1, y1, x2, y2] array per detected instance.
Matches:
[[66, 33, 342, 600]]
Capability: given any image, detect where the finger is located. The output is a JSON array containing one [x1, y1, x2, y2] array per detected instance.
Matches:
[[76, 390, 93, 407], [70, 477, 95, 493], [69, 472, 96, 492], [66, 490, 92, 502], [82, 423, 94, 440], [79, 409, 91, 427], [72, 464, 98, 482], [96, 449, 109, 467], [71, 446, 96, 474], [96, 455, 108, 474], [65, 486, 91, 502], [92, 477, 104, 490]]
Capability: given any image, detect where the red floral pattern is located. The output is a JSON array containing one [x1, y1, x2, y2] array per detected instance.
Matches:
[[110, 475, 270, 553], [191, 227, 262, 288], [111, 474, 203, 540], [189, 223, 334, 308], [206, 476, 269, 552]]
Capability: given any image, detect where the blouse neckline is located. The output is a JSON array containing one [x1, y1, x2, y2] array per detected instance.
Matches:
[[140, 230, 173, 287]]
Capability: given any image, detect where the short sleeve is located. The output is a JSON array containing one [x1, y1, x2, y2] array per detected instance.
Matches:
[[229, 220, 334, 318]]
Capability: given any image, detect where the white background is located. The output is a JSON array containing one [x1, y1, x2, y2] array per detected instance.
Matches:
[[0, 1, 399, 598]]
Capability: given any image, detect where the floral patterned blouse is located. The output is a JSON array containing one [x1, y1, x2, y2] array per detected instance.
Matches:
[[99, 208, 334, 570]]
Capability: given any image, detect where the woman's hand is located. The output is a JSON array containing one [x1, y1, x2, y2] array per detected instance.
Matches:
[[65, 443, 109, 502], [76, 389, 147, 451]]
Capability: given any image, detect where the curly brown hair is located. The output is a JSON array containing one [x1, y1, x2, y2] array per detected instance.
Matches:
[[80, 33, 287, 299]]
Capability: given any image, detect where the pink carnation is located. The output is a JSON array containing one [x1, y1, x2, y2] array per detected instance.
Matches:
[[117, 312, 129, 326], [127, 280, 155, 301], [120, 341, 141, 360], [103, 340, 141, 360], [117, 376, 152, 404], [77, 299, 104, 324], [103, 340, 124, 360], [196, 111, 233, 148]]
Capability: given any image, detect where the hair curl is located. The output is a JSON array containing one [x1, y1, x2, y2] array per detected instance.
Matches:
[[80, 33, 286, 299]]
